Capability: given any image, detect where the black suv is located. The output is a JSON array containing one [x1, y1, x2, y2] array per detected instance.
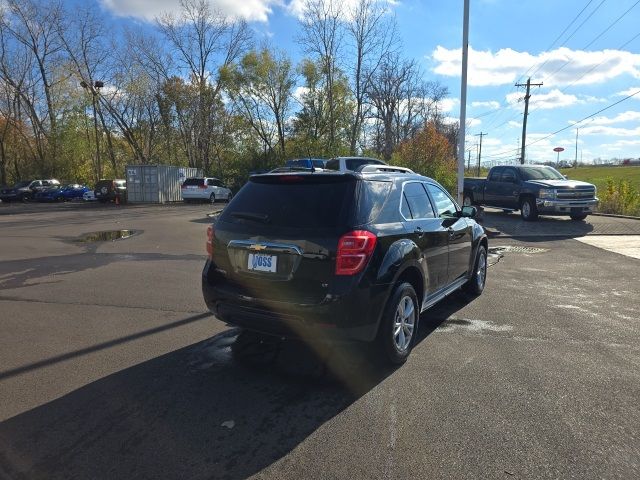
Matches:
[[202, 168, 488, 364], [95, 179, 126, 203]]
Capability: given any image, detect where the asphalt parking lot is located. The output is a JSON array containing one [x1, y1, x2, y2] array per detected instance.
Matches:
[[0, 202, 639, 479]]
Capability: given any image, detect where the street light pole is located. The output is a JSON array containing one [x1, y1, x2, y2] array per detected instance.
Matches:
[[457, 0, 470, 204], [81, 80, 103, 181]]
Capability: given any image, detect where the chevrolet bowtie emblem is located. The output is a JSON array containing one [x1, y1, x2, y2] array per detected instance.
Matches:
[[249, 244, 267, 251]]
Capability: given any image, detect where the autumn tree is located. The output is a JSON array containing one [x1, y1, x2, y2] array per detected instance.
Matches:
[[393, 122, 457, 192]]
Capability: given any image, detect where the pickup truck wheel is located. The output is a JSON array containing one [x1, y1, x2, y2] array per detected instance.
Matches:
[[570, 213, 588, 221], [464, 245, 487, 296], [463, 194, 473, 206], [377, 282, 418, 365], [520, 197, 538, 221]]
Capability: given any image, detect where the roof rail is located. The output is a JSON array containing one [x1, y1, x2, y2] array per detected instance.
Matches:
[[358, 165, 415, 174]]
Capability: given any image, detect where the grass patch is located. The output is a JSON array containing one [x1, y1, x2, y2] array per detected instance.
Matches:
[[559, 165, 640, 193]]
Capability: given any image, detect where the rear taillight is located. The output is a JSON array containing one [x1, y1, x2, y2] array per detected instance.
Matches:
[[198, 184, 207, 189], [206, 225, 214, 259], [335, 230, 377, 276]]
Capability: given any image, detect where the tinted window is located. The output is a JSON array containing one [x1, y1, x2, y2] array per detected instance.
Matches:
[[502, 169, 517, 183], [425, 184, 457, 217], [355, 180, 392, 224], [183, 178, 204, 186], [311, 160, 326, 168], [403, 182, 434, 219], [220, 176, 355, 229], [519, 166, 565, 180], [488, 167, 502, 182], [345, 158, 384, 171], [325, 159, 339, 170], [401, 194, 412, 219]]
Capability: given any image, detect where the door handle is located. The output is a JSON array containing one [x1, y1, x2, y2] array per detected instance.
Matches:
[[447, 227, 455, 238], [414, 226, 424, 238]]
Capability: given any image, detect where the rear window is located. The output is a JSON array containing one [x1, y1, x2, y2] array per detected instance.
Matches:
[[220, 175, 356, 229], [345, 158, 384, 171], [95, 180, 113, 189], [182, 178, 204, 186]]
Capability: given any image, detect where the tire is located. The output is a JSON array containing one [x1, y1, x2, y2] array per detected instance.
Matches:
[[464, 245, 487, 296], [520, 197, 538, 221], [570, 213, 588, 221], [226, 192, 233, 202], [463, 193, 473, 206], [377, 282, 419, 365], [209, 193, 216, 204]]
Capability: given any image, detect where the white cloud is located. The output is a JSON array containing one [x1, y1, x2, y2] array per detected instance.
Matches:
[[600, 139, 640, 148], [579, 125, 640, 137], [467, 118, 481, 127], [100, 0, 279, 22], [431, 46, 640, 87], [506, 89, 578, 110], [616, 87, 640, 97], [471, 100, 500, 109], [508, 120, 521, 128], [438, 97, 459, 113], [588, 110, 640, 126]]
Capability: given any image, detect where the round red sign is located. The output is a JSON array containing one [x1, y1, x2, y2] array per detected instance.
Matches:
[[553, 147, 565, 152]]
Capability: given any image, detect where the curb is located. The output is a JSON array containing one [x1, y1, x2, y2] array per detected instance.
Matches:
[[591, 212, 640, 220]]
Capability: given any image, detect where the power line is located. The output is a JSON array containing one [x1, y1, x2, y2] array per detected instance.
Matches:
[[540, 0, 640, 85], [526, 89, 640, 148]]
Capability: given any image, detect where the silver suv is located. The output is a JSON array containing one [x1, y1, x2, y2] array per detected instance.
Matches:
[[181, 177, 232, 203]]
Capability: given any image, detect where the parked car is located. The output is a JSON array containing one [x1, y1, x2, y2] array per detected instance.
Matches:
[[0, 179, 60, 202], [324, 156, 387, 172], [463, 165, 598, 221], [83, 190, 97, 201], [202, 167, 488, 365], [284, 158, 328, 170], [181, 177, 232, 203], [35, 184, 90, 202], [95, 179, 126, 203]]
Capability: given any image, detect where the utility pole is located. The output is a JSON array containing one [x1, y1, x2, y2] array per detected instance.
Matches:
[[475, 132, 487, 176], [515, 78, 543, 164], [574, 128, 579, 168], [467, 150, 471, 171]]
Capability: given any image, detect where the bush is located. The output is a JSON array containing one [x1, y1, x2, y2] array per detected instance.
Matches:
[[392, 122, 457, 194], [598, 178, 640, 216]]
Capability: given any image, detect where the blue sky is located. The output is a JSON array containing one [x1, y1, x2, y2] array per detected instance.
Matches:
[[95, 0, 640, 164]]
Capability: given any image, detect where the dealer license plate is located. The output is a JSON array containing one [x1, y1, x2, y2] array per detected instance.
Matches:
[[247, 253, 277, 273]]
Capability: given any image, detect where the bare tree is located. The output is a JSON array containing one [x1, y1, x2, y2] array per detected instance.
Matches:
[[345, 0, 398, 154], [0, 0, 65, 172], [155, 0, 250, 171], [298, 0, 344, 152]]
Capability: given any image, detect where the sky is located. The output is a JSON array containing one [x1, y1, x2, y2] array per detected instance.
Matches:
[[94, 0, 640, 165]]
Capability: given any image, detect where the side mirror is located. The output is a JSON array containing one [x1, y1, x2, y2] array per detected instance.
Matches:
[[461, 206, 477, 218]]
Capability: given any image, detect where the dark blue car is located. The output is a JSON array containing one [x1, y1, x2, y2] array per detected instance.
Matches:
[[35, 184, 90, 202]]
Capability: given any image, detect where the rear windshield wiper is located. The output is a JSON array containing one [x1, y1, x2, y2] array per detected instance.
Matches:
[[230, 212, 271, 223]]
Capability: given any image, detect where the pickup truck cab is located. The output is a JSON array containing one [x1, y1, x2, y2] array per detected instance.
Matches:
[[464, 165, 598, 221]]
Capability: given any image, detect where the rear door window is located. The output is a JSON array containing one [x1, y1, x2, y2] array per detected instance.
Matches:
[[402, 182, 435, 219], [325, 159, 339, 170], [220, 176, 355, 229], [488, 168, 503, 182]]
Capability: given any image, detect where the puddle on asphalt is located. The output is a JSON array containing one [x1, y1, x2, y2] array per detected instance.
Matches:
[[75, 229, 137, 243]]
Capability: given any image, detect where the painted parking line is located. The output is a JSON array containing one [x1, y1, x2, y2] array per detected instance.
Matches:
[[574, 235, 640, 259]]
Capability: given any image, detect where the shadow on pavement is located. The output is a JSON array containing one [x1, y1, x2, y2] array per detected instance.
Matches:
[[479, 210, 594, 240], [0, 294, 475, 479]]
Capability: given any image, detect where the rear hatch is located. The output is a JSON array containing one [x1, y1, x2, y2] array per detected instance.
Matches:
[[212, 173, 357, 304]]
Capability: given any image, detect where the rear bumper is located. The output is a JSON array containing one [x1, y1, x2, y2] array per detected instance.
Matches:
[[181, 190, 208, 199], [201, 260, 390, 342], [536, 198, 598, 215]]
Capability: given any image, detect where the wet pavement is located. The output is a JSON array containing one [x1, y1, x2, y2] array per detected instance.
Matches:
[[0, 204, 639, 479]]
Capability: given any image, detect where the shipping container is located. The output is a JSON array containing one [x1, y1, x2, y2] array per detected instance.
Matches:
[[125, 165, 202, 203]]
